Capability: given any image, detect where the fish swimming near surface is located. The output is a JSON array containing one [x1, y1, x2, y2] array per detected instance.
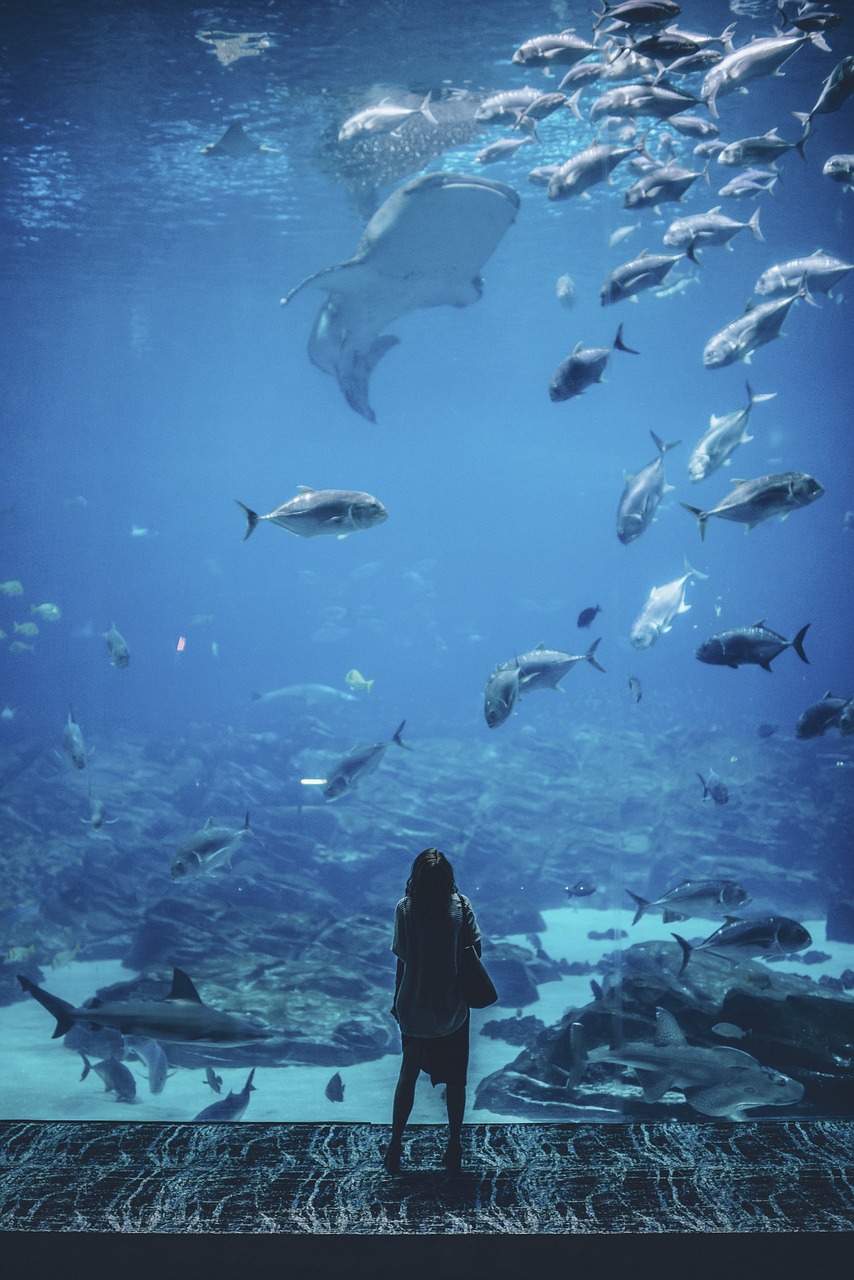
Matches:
[[124, 1037, 170, 1094], [104, 623, 130, 668], [79, 1053, 137, 1103], [18, 969, 277, 1046], [702, 284, 812, 368], [281, 172, 519, 422], [795, 691, 851, 738], [696, 620, 810, 672], [323, 720, 411, 799], [236, 487, 388, 540], [686, 381, 775, 482], [495, 639, 606, 695], [483, 663, 521, 728], [171, 813, 261, 880], [578, 604, 603, 629], [549, 324, 639, 402], [616, 431, 680, 545], [325, 1071, 345, 1102], [627, 878, 750, 926], [567, 1009, 803, 1119], [697, 769, 729, 804], [672, 915, 812, 974], [192, 1069, 256, 1121], [681, 470, 824, 538], [62, 707, 87, 771], [754, 251, 853, 299], [630, 557, 708, 650]]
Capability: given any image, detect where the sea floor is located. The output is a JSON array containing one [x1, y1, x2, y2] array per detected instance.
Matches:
[[2, 905, 853, 1124]]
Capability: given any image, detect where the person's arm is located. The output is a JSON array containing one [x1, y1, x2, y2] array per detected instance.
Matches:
[[391, 958, 404, 1020]]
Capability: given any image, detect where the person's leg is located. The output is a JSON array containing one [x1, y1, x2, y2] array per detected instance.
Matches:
[[384, 1041, 420, 1171], [443, 1085, 465, 1171]]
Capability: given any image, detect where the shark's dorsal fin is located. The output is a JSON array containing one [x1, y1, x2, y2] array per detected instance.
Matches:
[[654, 1007, 686, 1047], [167, 969, 204, 1003]]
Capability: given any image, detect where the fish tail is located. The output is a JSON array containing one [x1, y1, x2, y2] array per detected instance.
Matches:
[[419, 91, 437, 126], [681, 503, 707, 541], [566, 88, 584, 121], [746, 380, 776, 404], [651, 431, 681, 455], [625, 889, 648, 927], [613, 323, 639, 355], [672, 933, 693, 976], [17, 974, 76, 1039], [79, 1053, 92, 1081], [792, 624, 810, 665], [685, 238, 701, 266], [585, 636, 606, 674], [235, 501, 259, 541], [392, 720, 413, 751], [682, 554, 709, 580], [747, 207, 764, 241], [696, 772, 709, 798]]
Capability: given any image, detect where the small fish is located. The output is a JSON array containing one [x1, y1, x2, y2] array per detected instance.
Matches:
[[171, 813, 261, 880], [192, 1069, 256, 1121], [345, 669, 374, 693], [711, 1022, 748, 1040], [325, 1071, 345, 1102], [79, 1052, 137, 1103], [13, 622, 38, 637], [205, 1066, 223, 1094], [673, 915, 812, 974], [566, 880, 597, 898], [577, 605, 603, 629], [104, 623, 130, 668], [609, 222, 641, 247], [30, 603, 61, 622], [555, 274, 577, 308], [697, 769, 729, 805], [0, 580, 23, 596], [628, 675, 643, 703], [696, 621, 810, 672], [8, 641, 35, 654], [62, 707, 87, 771], [236, 488, 388, 541], [757, 723, 778, 738]]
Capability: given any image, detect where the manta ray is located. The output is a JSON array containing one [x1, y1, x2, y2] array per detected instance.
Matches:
[[281, 172, 519, 422]]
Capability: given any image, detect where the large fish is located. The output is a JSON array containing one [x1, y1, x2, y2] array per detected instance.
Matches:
[[616, 431, 680, 544], [630, 557, 708, 650], [673, 915, 812, 973], [601, 250, 684, 305], [823, 153, 854, 190], [496, 638, 606, 693], [62, 707, 87, 772], [793, 55, 854, 149], [701, 31, 830, 117], [754, 251, 853, 299], [568, 1009, 803, 1119], [236, 487, 388, 540], [511, 30, 598, 66], [549, 324, 639, 401], [686, 381, 775, 482], [18, 969, 277, 1046], [716, 129, 802, 168], [171, 813, 261, 881], [795, 691, 850, 738], [281, 172, 519, 422], [323, 720, 411, 799], [681, 470, 824, 538], [483, 663, 521, 729], [589, 83, 698, 121], [622, 161, 709, 210], [695, 620, 810, 671], [626, 878, 750, 926], [703, 286, 810, 368], [337, 93, 437, 142], [546, 139, 649, 201]]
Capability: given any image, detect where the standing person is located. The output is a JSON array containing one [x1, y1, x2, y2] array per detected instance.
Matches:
[[384, 847, 482, 1175]]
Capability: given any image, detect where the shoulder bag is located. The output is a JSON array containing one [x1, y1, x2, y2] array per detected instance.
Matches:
[[457, 894, 498, 1009]]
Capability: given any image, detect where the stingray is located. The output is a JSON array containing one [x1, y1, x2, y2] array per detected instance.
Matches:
[[281, 172, 519, 422], [200, 123, 277, 158]]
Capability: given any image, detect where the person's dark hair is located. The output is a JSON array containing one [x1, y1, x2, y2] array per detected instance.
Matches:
[[405, 847, 457, 915]]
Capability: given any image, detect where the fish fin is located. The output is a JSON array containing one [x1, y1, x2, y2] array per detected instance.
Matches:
[[585, 636, 606, 673], [234, 501, 259, 541], [392, 720, 413, 751], [697, 772, 708, 797], [419, 91, 437, 126], [613, 323, 639, 355], [671, 933, 692, 976], [625, 888, 648, 927], [635, 1069, 674, 1104], [166, 970, 204, 1004], [792, 623, 810, 665], [654, 1008, 686, 1048], [17, 974, 76, 1039], [662, 910, 687, 924], [680, 503, 707, 541], [759, 660, 774, 672], [683, 555, 709, 580]]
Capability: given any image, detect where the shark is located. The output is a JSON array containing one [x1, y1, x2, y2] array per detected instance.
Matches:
[[567, 1007, 803, 1119], [18, 969, 277, 1047]]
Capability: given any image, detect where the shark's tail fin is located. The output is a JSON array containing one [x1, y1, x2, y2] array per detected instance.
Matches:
[[585, 637, 606, 674], [672, 933, 693, 976], [625, 888, 649, 927], [17, 974, 76, 1039]]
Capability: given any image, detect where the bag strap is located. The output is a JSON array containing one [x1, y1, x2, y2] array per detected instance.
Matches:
[[458, 893, 473, 946]]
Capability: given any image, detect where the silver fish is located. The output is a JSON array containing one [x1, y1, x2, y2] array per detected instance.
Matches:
[[589, 83, 698, 121], [718, 170, 778, 199], [616, 431, 680, 545], [702, 31, 830, 118], [475, 137, 533, 164], [474, 88, 542, 124], [512, 30, 598, 67], [104, 623, 130, 668], [171, 813, 261, 881], [687, 381, 775, 482], [62, 707, 86, 771], [622, 161, 709, 210], [682, 471, 824, 538], [338, 93, 437, 142], [549, 323, 639, 401], [665, 206, 763, 258], [793, 55, 854, 149], [192, 1069, 256, 1121], [697, 768, 729, 805], [124, 1036, 170, 1094], [601, 250, 684, 304], [79, 1052, 136, 1103], [702, 286, 809, 368], [594, 1, 682, 31], [236, 487, 388, 540], [695, 620, 810, 671], [323, 720, 411, 799], [496, 639, 606, 694], [484, 664, 521, 728], [823, 153, 854, 190], [250, 683, 357, 707], [547, 138, 649, 201], [630, 557, 707, 650], [673, 916, 812, 973], [795, 690, 850, 738], [754, 251, 853, 298], [716, 129, 801, 167], [627, 878, 750, 925]]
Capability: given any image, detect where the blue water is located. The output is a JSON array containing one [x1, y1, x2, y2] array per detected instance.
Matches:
[[1, 0, 853, 1122]]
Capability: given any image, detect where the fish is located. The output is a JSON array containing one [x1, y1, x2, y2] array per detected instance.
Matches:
[[200, 122, 277, 158], [711, 1022, 748, 1040], [250, 683, 357, 707], [754, 251, 853, 299], [566, 880, 597, 898], [718, 170, 779, 199], [192, 1069, 256, 1121], [549, 323, 639, 401], [323, 720, 411, 799], [686, 381, 775, 482], [511, 92, 569, 137], [474, 87, 542, 124], [823, 153, 854, 191], [628, 675, 642, 703], [589, 83, 698, 121], [609, 221, 641, 247], [568, 1010, 803, 1119], [171, 812, 261, 881], [757, 723, 779, 738], [600, 251, 684, 305], [483, 663, 521, 729], [204, 1066, 223, 1094], [695, 620, 810, 672], [630, 557, 708, 650], [627, 878, 750, 926], [325, 1071, 345, 1102], [124, 1037, 170, 1094], [697, 769, 729, 805], [13, 622, 38, 637], [617, 431, 680, 545], [792, 55, 854, 150], [546, 139, 650, 202], [104, 623, 130, 668], [79, 1053, 137, 1103], [702, 285, 811, 369], [613, 22, 734, 60], [281, 172, 519, 422], [495, 639, 606, 696], [777, 3, 842, 35], [511, 30, 598, 67], [0, 580, 23, 596], [555, 274, 577, 308], [30, 603, 61, 622], [345, 669, 374, 693], [8, 641, 34, 654], [672, 916, 812, 974], [701, 31, 831, 118], [670, 114, 719, 139], [475, 137, 533, 164], [577, 605, 603, 629], [795, 691, 850, 738], [594, 1, 683, 30], [716, 129, 802, 168], [195, 31, 271, 67], [18, 969, 277, 1046], [82, 782, 116, 832], [622, 161, 709, 210], [665, 207, 763, 257], [681, 471, 824, 538], [62, 707, 87, 771], [840, 699, 854, 736], [338, 92, 437, 143], [236, 487, 388, 541]]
